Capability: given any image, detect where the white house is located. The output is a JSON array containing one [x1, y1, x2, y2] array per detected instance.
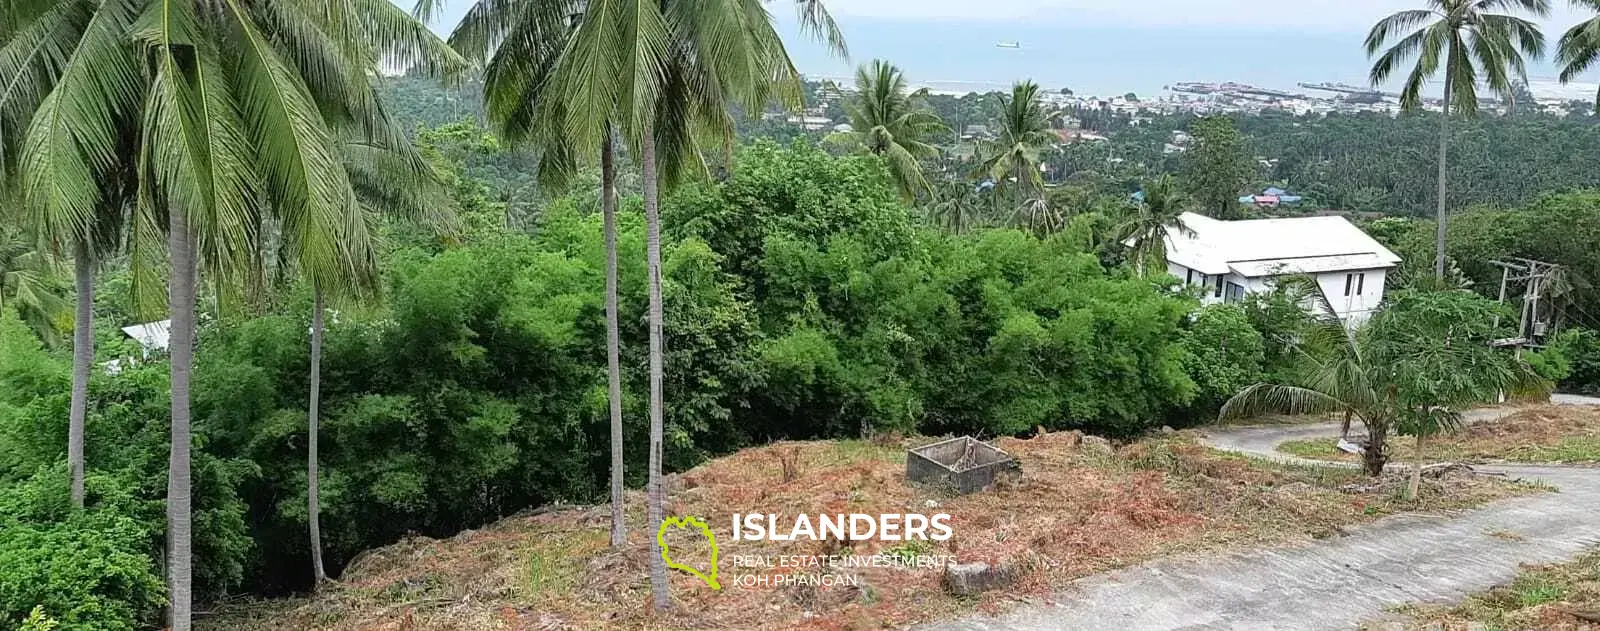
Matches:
[[1161, 212, 1402, 325]]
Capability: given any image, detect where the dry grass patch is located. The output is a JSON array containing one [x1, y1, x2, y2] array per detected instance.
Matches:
[[1281, 405, 1600, 465], [205, 431, 1539, 631], [1372, 549, 1600, 630]]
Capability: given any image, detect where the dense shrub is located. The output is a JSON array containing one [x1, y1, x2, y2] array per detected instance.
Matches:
[[1179, 304, 1265, 423], [0, 474, 165, 631], [1549, 328, 1600, 394]]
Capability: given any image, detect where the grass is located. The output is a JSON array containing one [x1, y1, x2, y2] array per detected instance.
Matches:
[[1279, 405, 1600, 465], [204, 431, 1540, 631], [1373, 549, 1600, 630]]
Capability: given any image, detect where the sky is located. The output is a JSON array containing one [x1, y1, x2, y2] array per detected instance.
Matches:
[[397, 1, 1600, 97], [403, 0, 1591, 33], [786, 0, 1589, 31]]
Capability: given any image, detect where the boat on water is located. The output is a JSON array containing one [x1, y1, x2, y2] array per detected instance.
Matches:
[[996, 41, 1021, 49]]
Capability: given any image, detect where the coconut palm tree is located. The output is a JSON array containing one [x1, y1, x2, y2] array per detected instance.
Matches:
[[440, 0, 633, 548], [1366, 0, 1548, 279], [972, 80, 1057, 207], [925, 179, 982, 234], [1557, 0, 1600, 111], [845, 59, 946, 201], [0, 0, 143, 512], [1222, 283, 1546, 493], [1221, 309, 1401, 477], [293, 139, 454, 585], [4, 0, 464, 626], [425, 0, 843, 609], [538, 0, 838, 609], [1116, 175, 1194, 276]]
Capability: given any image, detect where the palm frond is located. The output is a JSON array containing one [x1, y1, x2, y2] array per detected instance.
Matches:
[[16, 0, 139, 252], [224, 0, 370, 292], [784, 0, 847, 59], [1219, 383, 1347, 421]]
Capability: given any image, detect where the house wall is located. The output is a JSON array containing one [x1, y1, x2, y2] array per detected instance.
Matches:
[[1313, 268, 1387, 326], [1170, 262, 1390, 326]]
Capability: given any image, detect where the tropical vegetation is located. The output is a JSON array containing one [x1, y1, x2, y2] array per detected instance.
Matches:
[[6, 1, 1600, 629]]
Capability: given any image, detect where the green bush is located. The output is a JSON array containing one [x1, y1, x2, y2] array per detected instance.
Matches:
[[1549, 328, 1600, 394], [0, 474, 165, 631], [1180, 304, 1265, 422]]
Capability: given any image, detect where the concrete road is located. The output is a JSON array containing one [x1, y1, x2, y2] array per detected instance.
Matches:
[[922, 397, 1600, 631]]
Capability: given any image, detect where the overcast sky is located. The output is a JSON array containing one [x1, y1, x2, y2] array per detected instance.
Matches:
[[407, 1, 1593, 34], [800, 0, 1590, 30]]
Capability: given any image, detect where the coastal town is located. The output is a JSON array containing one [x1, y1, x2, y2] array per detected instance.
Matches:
[[771, 76, 1596, 135]]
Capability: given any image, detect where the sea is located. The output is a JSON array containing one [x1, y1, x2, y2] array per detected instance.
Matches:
[[773, 15, 1599, 100], [406, 2, 1600, 101]]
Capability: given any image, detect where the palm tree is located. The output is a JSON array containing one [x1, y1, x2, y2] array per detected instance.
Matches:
[[503, 0, 840, 609], [441, 0, 635, 548], [973, 80, 1057, 211], [5, 0, 463, 626], [1221, 310, 1400, 477], [0, 0, 141, 513], [1557, 0, 1600, 111], [926, 179, 982, 234], [845, 60, 946, 201], [1366, 0, 1548, 279], [1222, 284, 1545, 492], [425, 0, 843, 608], [1116, 175, 1193, 276], [293, 139, 454, 585]]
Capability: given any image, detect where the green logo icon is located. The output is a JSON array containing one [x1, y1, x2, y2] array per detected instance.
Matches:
[[657, 516, 721, 590]]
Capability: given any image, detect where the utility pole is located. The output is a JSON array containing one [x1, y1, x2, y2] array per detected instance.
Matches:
[[1488, 258, 1563, 356]]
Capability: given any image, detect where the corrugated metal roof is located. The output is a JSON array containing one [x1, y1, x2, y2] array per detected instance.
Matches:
[[1163, 212, 1401, 276]]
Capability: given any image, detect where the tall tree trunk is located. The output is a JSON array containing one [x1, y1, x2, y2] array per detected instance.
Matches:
[[166, 205, 196, 631], [308, 283, 328, 584], [68, 241, 93, 509], [1435, 72, 1452, 280], [603, 130, 626, 548], [1407, 434, 1424, 501], [642, 131, 669, 611]]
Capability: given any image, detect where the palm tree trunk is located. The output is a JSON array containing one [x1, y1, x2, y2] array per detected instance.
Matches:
[[602, 130, 626, 548], [308, 283, 328, 584], [642, 130, 669, 611], [1434, 69, 1452, 280], [1362, 424, 1387, 477], [1407, 433, 1424, 501], [166, 204, 197, 631], [68, 240, 93, 509]]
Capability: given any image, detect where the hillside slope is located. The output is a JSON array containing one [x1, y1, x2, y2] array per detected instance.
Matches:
[[204, 432, 1529, 631]]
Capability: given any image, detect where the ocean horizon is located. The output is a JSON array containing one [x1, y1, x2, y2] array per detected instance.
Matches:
[[403, 2, 1600, 101]]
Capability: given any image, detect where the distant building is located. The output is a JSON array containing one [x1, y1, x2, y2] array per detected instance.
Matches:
[[1160, 213, 1401, 325], [1238, 186, 1302, 208], [1057, 129, 1108, 143], [785, 115, 834, 131]]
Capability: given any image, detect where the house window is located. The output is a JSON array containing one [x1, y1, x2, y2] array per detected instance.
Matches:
[[1186, 269, 1194, 284], [1344, 272, 1367, 297], [1225, 282, 1245, 303], [1214, 275, 1224, 298]]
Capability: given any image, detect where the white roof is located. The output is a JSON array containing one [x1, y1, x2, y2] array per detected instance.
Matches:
[[1164, 212, 1401, 277], [121, 320, 171, 353]]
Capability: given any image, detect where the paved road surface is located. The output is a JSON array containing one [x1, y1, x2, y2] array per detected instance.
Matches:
[[924, 396, 1600, 631]]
